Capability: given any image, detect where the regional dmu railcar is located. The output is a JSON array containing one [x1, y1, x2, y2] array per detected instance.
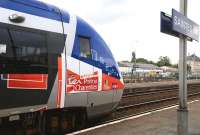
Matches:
[[0, 0, 124, 134]]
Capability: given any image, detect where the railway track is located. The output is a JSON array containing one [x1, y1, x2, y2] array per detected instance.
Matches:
[[88, 82, 200, 128], [2, 82, 200, 135], [120, 83, 200, 107]]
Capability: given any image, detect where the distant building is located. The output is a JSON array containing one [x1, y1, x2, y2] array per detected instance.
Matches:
[[160, 66, 178, 78], [187, 54, 200, 76], [118, 62, 132, 74], [118, 61, 163, 76], [160, 66, 178, 73]]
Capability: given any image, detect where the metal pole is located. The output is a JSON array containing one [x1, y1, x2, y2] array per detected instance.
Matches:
[[177, 0, 188, 135], [134, 52, 136, 82], [131, 50, 136, 82]]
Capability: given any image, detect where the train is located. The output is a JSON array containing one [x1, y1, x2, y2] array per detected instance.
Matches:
[[0, 0, 124, 134]]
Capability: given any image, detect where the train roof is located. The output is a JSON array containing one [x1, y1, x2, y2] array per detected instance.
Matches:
[[3, 0, 70, 23], [11, 0, 51, 11]]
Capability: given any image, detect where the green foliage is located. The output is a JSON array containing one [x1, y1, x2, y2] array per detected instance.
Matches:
[[135, 58, 156, 65], [136, 58, 149, 64], [172, 64, 178, 68], [129, 52, 176, 69], [148, 60, 155, 65], [121, 60, 130, 63], [156, 56, 171, 67], [130, 51, 156, 65]]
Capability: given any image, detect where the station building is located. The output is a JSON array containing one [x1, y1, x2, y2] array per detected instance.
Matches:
[[118, 61, 163, 77], [187, 54, 200, 77]]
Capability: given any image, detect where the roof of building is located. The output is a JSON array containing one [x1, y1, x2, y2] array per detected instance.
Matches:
[[187, 54, 200, 62], [118, 61, 161, 70], [118, 62, 128, 67]]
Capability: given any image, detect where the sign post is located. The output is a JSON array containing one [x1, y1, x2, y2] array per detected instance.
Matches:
[[177, 1, 188, 135], [177, 1, 188, 134], [161, 0, 199, 135]]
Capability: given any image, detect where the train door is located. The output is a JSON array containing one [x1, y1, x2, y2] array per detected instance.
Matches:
[[79, 36, 94, 86], [85, 38, 114, 118], [65, 36, 92, 107], [0, 0, 64, 112]]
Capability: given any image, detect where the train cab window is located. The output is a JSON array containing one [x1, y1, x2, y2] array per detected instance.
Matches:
[[0, 28, 48, 73], [79, 37, 92, 58], [10, 30, 47, 65], [0, 28, 10, 55]]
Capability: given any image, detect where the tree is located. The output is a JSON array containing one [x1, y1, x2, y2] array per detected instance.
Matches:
[[172, 64, 178, 68], [121, 60, 129, 63], [148, 60, 155, 65], [131, 51, 136, 63], [136, 58, 149, 64], [156, 56, 171, 67]]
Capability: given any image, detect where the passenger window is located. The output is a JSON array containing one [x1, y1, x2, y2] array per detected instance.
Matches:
[[10, 30, 47, 65], [0, 28, 14, 63], [0, 27, 48, 73], [79, 37, 92, 58]]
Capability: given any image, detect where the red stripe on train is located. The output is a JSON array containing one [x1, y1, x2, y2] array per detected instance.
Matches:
[[102, 73, 124, 91], [7, 74, 48, 90], [57, 57, 62, 108]]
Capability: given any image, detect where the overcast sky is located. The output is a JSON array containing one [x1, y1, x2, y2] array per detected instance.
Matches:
[[39, 0, 200, 64]]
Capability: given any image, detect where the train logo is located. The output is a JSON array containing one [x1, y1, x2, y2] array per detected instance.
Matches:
[[67, 71, 98, 93]]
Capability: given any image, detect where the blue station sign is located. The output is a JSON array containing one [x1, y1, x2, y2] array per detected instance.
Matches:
[[172, 9, 199, 42]]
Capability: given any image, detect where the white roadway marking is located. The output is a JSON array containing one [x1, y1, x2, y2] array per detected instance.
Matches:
[[67, 99, 200, 135]]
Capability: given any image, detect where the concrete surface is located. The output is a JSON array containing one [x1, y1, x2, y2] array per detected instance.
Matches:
[[71, 99, 200, 135]]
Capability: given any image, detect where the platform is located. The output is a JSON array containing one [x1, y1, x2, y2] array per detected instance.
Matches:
[[69, 99, 200, 135]]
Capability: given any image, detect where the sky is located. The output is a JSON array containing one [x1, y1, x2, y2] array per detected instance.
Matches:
[[39, 0, 200, 64]]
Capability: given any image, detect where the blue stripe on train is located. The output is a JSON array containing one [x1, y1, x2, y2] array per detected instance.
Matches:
[[72, 17, 121, 80]]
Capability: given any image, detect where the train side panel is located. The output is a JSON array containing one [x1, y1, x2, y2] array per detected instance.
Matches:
[[0, 0, 124, 121], [0, 0, 66, 117]]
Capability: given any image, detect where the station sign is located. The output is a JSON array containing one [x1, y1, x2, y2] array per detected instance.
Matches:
[[160, 12, 179, 38], [172, 9, 199, 42]]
